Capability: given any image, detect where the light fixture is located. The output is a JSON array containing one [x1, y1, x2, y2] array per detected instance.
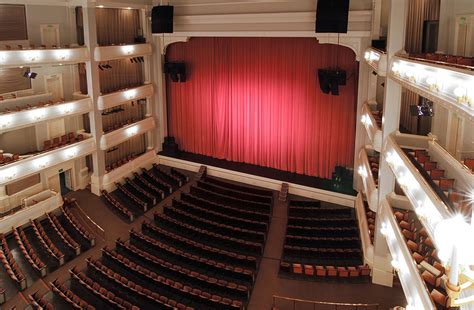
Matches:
[[0, 51, 7, 63], [61, 103, 73, 114], [96, 5, 104, 8], [122, 45, 135, 55], [126, 125, 138, 136], [24, 50, 40, 62], [30, 109, 45, 120], [125, 89, 137, 100], [391, 257, 400, 271], [391, 62, 400, 74], [65, 148, 77, 159], [35, 157, 49, 169], [0, 115, 12, 128], [358, 165, 367, 178], [55, 49, 70, 61], [3, 167, 17, 181], [380, 222, 388, 236], [364, 51, 370, 61]]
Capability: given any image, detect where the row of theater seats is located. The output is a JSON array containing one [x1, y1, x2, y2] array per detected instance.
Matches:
[[405, 149, 472, 215], [0, 152, 20, 166], [281, 200, 365, 280], [28, 291, 53, 310], [13, 226, 47, 277], [50, 279, 95, 310], [101, 83, 144, 96], [462, 158, 474, 173], [105, 154, 139, 173], [63, 198, 96, 247], [409, 53, 474, 67], [368, 153, 380, 185], [0, 234, 27, 290], [280, 262, 370, 279], [370, 109, 383, 128], [393, 209, 453, 309], [30, 218, 65, 266], [44, 132, 85, 151], [0, 98, 65, 113], [102, 165, 189, 221], [365, 201, 376, 244], [103, 117, 140, 134]]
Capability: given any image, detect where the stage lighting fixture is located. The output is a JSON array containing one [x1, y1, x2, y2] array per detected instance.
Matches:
[[23, 71, 37, 79], [130, 58, 135, 63], [98, 65, 104, 71], [317, 69, 346, 96], [164, 62, 186, 83]]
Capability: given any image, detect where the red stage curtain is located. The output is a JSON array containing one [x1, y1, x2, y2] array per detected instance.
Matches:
[[166, 38, 358, 179]]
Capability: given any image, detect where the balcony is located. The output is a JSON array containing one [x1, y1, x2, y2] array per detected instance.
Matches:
[[0, 190, 62, 233], [357, 147, 379, 212], [0, 47, 90, 67], [361, 101, 382, 151], [97, 84, 154, 110], [384, 132, 452, 244], [102, 150, 156, 191], [379, 199, 435, 310], [94, 43, 152, 61], [0, 138, 96, 186], [363, 47, 387, 76], [99, 117, 155, 150], [355, 193, 373, 266], [0, 98, 93, 133], [389, 55, 474, 121]]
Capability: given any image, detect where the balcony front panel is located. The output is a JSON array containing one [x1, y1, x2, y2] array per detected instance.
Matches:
[[0, 47, 90, 67], [358, 147, 378, 212], [361, 102, 382, 151], [0, 138, 96, 186], [102, 150, 156, 189], [0, 98, 93, 133], [97, 84, 154, 110], [355, 193, 373, 266], [384, 133, 452, 245], [100, 117, 156, 150], [389, 55, 474, 121], [363, 47, 387, 76], [379, 199, 435, 310], [94, 43, 152, 61]]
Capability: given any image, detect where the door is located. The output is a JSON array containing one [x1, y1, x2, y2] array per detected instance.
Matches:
[[44, 74, 64, 101], [40, 24, 60, 47], [59, 170, 72, 196], [446, 113, 463, 159]]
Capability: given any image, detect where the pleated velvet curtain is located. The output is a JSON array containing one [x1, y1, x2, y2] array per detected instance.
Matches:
[[166, 38, 358, 179]]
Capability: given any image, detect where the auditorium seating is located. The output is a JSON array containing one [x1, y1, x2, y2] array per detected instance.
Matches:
[[393, 208, 454, 309], [62, 198, 96, 247], [30, 219, 65, 266], [365, 201, 376, 244], [101, 190, 135, 221], [104, 118, 138, 134], [50, 279, 96, 310], [280, 199, 366, 281], [28, 291, 53, 309], [47, 212, 81, 256], [125, 177, 157, 205], [13, 226, 47, 277], [140, 168, 174, 193], [105, 154, 138, 173], [368, 153, 380, 185], [409, 53, 474, 67], [0, 98, 64, 114], [116, 182, 149, 211], [43, 132, 85, 151], [152, 163, 183, 187], [404, 149, 472, 216], [0, 234, 27, 290], [462, 158, 474, 172], [370, 109, 383, 128]]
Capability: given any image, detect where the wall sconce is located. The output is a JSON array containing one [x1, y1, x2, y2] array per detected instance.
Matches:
[[25, 50, 40, 62], [0, 115, 12, 128], [0, 52, 7, 63], [55, 49, 70, 61], [122, 45, 135, 55], [35, 157, 49, 169], [125, 89, 137, 100], [126, 125, 138, 136], [358, 165, 367, 178], [426, 77, 440, 92], [380, 222, 388, 236], [61, 103, 73, 114], [30, 109, 45, 120], [453, 86, 471, 106], [391, 62, 400, 75], [361, 114, 370, 126], [65, 148, 77, 159], [3, 167, 17, 181]]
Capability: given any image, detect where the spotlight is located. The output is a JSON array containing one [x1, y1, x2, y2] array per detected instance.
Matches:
[[130, 58, 135, 63], [98, 65, 104, 71], [317, 69, 346, 96], [164, 62, 186, 83], [23, 71, 37, 79]]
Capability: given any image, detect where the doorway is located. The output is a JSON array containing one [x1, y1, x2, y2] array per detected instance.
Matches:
[[44, 74, 64, 101], [59, 170, 72, 196], [40, 24, 60, 47]]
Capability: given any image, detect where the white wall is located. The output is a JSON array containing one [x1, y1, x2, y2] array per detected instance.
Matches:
[[25, 5, 77, 46], [30, 64, 79, 101], [438, 0, 474, 55]]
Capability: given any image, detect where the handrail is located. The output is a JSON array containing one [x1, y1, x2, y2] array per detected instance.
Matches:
[[272, 295, 379, 310], [72, 200, 105, 241]]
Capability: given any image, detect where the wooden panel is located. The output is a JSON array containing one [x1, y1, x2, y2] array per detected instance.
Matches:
[[6, 174, 40, 196], [0, 67, 31, 95], [0, 4, 27, 41]]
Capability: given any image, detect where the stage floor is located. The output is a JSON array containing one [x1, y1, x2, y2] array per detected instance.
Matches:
[[159, 150, 357, 196]]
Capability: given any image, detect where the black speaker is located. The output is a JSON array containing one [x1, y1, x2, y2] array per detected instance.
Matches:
[[164, 62, 186, 82], [318, 69, 346, 96], [152, 5, 174, 34], [315, 0, 350, 33], [162, 136, 180, 157]]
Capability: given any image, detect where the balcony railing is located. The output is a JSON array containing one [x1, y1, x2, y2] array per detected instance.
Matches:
[[0, 47, 90, 67], [379, 199, 435, 310], [94, 43, 152, 61], [0, 137, 96, 186], [358, 147, 378, 212], [389, 55, 474, 121], [0, 190, 62, 233], [361, 101, 382, 151], [384, 132, 452, 245], [97, 84, 154, 110], [363, 47, 387, 76], [100, 117, 156, 150], [0, 98, 93, 133]]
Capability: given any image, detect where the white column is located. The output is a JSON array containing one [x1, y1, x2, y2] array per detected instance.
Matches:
[[82, 3, 106, 195], [372, 0, 408, 287], [371, 0, 383, 40], [436, 0, 454, 54]]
